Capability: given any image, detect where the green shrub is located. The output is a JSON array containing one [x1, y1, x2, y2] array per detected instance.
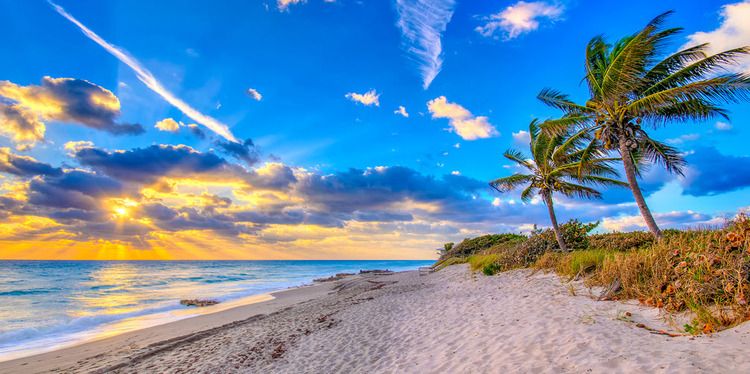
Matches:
[[588, 231, 654, 251], [482, 262, 502, 276], [439, 233, 526, 260]]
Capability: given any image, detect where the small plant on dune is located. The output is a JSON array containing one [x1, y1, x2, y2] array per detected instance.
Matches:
[[538, 11, 750, 238], [490, 120, 625, 251], [522, 220, 599, 257]]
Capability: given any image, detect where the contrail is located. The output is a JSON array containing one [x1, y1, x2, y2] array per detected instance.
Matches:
[[395, 0, 455, 89], [49, 1, 239, 143]]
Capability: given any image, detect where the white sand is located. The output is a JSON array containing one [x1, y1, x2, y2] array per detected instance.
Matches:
[[4, 264, 750, 373]]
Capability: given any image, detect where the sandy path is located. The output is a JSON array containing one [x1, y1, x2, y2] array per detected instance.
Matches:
[[5, 264, 750, 373]]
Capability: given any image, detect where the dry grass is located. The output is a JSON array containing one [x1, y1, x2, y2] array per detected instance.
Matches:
[[468, 254, 502, 272], [534, 249, 612, 279], [433, 257, 467, 271], [588, 231, 654, 251], [590, 219, 750, 333]]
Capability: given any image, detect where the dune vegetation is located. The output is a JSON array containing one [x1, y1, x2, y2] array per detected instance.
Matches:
[[436, 11, 750, 335]]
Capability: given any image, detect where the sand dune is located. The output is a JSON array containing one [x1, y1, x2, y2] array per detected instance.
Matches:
[[4, 264, 750, 373]]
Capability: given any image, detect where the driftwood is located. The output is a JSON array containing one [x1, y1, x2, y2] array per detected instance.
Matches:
[[180, 299, 220, 307]]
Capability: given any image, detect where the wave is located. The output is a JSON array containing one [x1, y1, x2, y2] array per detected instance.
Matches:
[[0, 288, 60, 296]]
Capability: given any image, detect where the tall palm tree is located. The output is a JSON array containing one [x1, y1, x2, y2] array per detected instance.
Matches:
[[537, 11, 750, 238], [490, 120, 626, 251]]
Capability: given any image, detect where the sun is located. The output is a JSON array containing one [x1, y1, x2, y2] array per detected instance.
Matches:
[[111, 199, 138, 218], [113, 206, 129, 217]]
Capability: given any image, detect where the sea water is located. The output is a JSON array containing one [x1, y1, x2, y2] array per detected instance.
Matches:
[[0, 260, 432, 361]]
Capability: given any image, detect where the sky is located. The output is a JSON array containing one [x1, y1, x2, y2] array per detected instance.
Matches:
[[0, 0, 749, 260]]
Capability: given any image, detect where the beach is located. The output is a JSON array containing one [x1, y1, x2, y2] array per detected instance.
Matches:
[[2, 264, 750, 373]]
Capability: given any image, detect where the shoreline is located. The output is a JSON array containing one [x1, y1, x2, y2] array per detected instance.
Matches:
[[0, 276, 340, 373], [0, 261, 429, 365], [4, 265, 750, 373]]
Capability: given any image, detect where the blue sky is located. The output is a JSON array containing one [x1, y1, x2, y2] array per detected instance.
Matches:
[[0, 0, 749, 259]]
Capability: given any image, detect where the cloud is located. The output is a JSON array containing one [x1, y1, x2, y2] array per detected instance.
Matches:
[[187, 123, 206, 139], [345, 90, 380, 106], [602, 210, 721, 232], [681, 147, 750, 196], [295, 166, 488, 219], [0, 148, 61, 177], [50, 2, 239, 143], [394, 105, 409, 118], [215, 138, 260, 166], [395, 0, 456, 89], [278, 0, 305, 11], [716, 121, 733, 131], [28, 169, 124, 211], [246, 88, 263, 101], [154, 118, 181, 132], [684, 1, 750, 73], [665, 133, 700, 145], [0, 103, 45, 149], [427, 96, 498, 140], [511, 130, 530, 145], [74, 144, 230, 183], [476, 1, 564, 40], [63, 140, 95, 155], [0, 77, 144, 140]]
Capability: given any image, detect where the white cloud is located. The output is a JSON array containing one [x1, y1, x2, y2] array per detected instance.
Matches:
[[716, 121, 733, 131], [512, 130, 530, 144], [492, 197, 501, 206], [63, 140, 94, 155], [50, 2, 239, 143], [155, 118, 181, 133], [684, 1, 750, 73], [345, 90, 380, 106], [395, 0, 456, 89], [665, 133, 700, 145], [453, 142, 461, 149], [451, 170, 460, 175], [476, 1, 564, 40], [394, 105, 409, 117], [247, 88, 263, 101], [278, 0, 305, 11], [427, 96, 499, 140], [602, 210, 723, 232]]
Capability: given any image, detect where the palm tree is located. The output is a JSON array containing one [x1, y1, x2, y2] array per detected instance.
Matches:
[[490, 120, 626, 251], [537, 11, 750, 238]]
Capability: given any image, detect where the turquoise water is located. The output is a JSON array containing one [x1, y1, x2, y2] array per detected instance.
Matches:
[[0, 260, 432, 361]]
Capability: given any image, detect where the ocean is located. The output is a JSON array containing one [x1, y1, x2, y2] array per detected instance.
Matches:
[[0, 260, 432, 361]]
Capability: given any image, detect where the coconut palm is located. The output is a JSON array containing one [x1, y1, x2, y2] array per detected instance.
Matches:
[[537, 11, 750, 238], [490, 120, 626, 251]]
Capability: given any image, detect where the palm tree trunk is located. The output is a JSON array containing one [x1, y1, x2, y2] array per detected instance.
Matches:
[[542, 192, 568, 252], [619, 138, 662, 238]]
